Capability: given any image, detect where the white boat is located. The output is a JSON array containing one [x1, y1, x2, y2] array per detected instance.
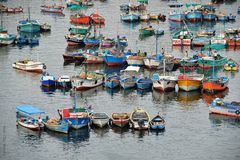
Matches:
[[210, 32, 227, 45], [91, 112, 109, 128], [57, 75, 72, 88], [140, 13, 150, 21], [130, 108, 150, 130], [12, 59, 46, 73], [126, 55, 145, 66], [120, 66, 140, 89], [0, 32, 16, 45], [143, 57, 161, 69]]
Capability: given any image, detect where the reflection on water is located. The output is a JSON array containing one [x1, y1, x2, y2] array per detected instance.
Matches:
[[137, 88, 152, 96], [105, 87, 120, 96], [131, 130, 149, 139], [177, 90, 201, 105], [209, 114, 240, 128], [152, 90, 177, 103], [19, 32, 41, 39], [40, 12, 65, 17], [202, 88, 229, 104], [197, 67, 223, 78], [71, 85, 103, 99], [91, 126, 110, 137], [111, 125, 130, 137], [41, 86, 56, 94], [150, 128, 165, 136]]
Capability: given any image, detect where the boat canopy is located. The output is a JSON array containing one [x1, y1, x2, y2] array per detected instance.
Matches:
[[124, 66, 140, 72], [16, 105, 45, 115]]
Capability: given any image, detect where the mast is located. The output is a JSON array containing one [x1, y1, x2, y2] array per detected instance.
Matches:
[[163, 59, 166, 76], [28, 7, 30, 21], [0, 11, 3, 29], [73, 92, 76, 112], [155, 35, 158, 55]]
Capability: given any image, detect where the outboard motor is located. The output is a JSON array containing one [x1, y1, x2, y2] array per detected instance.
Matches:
[[138, 119, 145, 129]]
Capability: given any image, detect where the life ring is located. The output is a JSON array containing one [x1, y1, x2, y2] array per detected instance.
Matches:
[[235, 110, 240, 115]]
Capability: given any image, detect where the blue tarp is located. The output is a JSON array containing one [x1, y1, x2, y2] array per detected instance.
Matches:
[[16, 105, 45, 115]]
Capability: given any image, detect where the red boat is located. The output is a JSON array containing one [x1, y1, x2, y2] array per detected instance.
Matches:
[[227, 38, 235, 46], [90, 13, 105, 24], [41, 5, 64, 14], [70, 14, 92, 25], [203, 77, 229, 92], [111, 113, 130, 127], [6, 6, 23, 13]]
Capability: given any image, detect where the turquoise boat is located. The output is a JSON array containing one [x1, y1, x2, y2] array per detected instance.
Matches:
[[69, 25, 91, 35], [43, 118, 69, 134], [198, 54, 227, 69]]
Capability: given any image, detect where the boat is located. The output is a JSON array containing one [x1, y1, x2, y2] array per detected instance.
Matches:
[[102, 49, 126, 66], [59, 99, 90, 129], [40, 5, 64, 14], [126, 52, 146, 66], [6, 6, 23, 13], [210, 32, 228, 46], [143, 53, 162, 69], [40, 23, 51, 32], [224, 58, 239, 71], [136, 77, 153, 90], [192, 37, 210, 47], [65, 34, 85, 46], [154, 28, 164, 35], [111, 113, 129, 127], [120, 66, 140, 89], [100, 38, 115, 48], [91, 112, 109, 128], [149, 13, 159, 20], [40, 72, 56, 87], [139, 13, 150, 21], [104, 74, 120, 89], [149, 114, 165, 130], [15, 36, 29, 45], [82, 49, 104, 64], [90, 13, 105, 24], [12, 59, 46, 73], [209, 98, 240, 117], [168, 1, 183, 8], [17, 8, 40, 33], [216, 12, 228, 21], [203, 77, 229, 93], [130, 108, 150, 130], [0, 17, 16, 46], [16, 105, 45, 131], [168, 10, 185, 22], [198, 54, 227, 69], [196, 28, 215, 37], [71, 71, 105, 91], [139, 26, 154, 36], [202, 11, 217, 21], [178, 74, 204, 91], [121, 12, 139, 22], [62, 52, 85, 63], [57, 75, 72, 88], [180, 56, 198, 68], [172, 27, 192, 46], [116, 35, 128, 47], [69, 25, 90, 35], [43, 118, 69, 134], [83, 35, 101, 47], [185, 10, 202, 22], [70, 13, 92, 25]]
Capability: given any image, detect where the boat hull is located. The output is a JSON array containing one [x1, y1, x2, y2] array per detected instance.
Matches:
[[92, 119, 109, 128], [17, 120, 43, 131], [153, 80, 176, 92], [203, 81, 228, 92], [178, 79, 201, 91], [44, 120, 69, 134]]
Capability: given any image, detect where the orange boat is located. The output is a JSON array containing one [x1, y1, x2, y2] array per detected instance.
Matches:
[[90, 13, 105, 24], [202, 77, 229, 92], [70, 14, 92, 24], [177, 74, 204, 91], [227, 38, 235, 46]]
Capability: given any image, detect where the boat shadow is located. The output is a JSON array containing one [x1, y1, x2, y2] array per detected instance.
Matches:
[[90, 125, 110, 137], [202, 87, 229, 104], [152, 89, 177, 103], [40, 86, 56, 94], [209, 114, 240, 128], [111, 125, 130, 136], [177, 90, 201, 105]]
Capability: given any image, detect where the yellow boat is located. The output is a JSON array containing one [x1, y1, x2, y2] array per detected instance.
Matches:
[[224, 58, 239, 71], [177, 74, 204, 91], [130, 108, 150, 130]]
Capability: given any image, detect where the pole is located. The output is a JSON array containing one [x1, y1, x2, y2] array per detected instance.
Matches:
[[163, 59, 166, 76], [73, 93, 76, 112], [28, 7, 30, 21]]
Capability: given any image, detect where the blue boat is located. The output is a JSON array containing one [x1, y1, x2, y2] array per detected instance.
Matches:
[[104, 74, 120, 89], [40, 72, 56, 87], [83, 36, 100, 47], [120, 66, 140, 89], [43, 118, 69, 134], [118, 36, 128, 47], [136, 77, 153, 90], [121, 13, 139, 22], [168, 11, 185, 22], [185, 10, 202, 21], [228, 14, 236, 21], [149, 114, 165, 130], [102, 49, 126, 66], [203, 12, 217, 21]]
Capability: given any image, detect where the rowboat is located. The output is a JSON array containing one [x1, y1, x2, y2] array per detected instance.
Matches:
[[100, 38, 115, 48], [62, 53, 85, 63], [6, 6, 23, 13], [130, 108, 150, 130], [70, 14, 92, 24], [104, 74, 120, 89], [209, 98, 240, 118], [178, 74, 204, 91], [111, 113, 130, 127], [91, 112, 110, 128], [102, 49, 126, 66], [90, 13, 105, 24], [82, 50, 104, 64], [152, 73, 177, 92], [40, 72, 56, 87], [16, 105, 45, 131], [224, 58, 239, 71], [136, 77, 153, 90], [12, 59, 46, 73], [139, 26, 154, 36], [143, 53, 162, 69], [120, 66, 140, 89], [126, 54, 145, 66], [149, 114, 165, 130], [43, 118, 69, 134], [202, 77, 229, 93], [65, 34, 85, 46], [41, 5, 64, 14]]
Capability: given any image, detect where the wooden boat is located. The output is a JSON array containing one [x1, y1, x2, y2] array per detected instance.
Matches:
[[40, 23, 51, 32], [82, 50, 104, 64], [69, 25, 90, 35], [41, 5, 64, 14], [209, 98, 240, 117], [168, 10, 185, 22], [180, 57, 198, 68], [203, 77, 229, 92], [71, 71, 105, 91], [224, 58, 239, 71], [111, 113, 129, 127], [12, 59, 46, 73], [16, 105, 45, 131], [120, 66, 140, 89], [139, 13, 150, 21], [172, 28, 192, 46], [104, 74, 120, 89], [91, 112, 109, 128], [178, 74, 204, 91], [90, 13, 105, 24], [152, 73, 177, 92], [6, 6, 23, 13], [57, 75, 72, 88], [62, 53, 85, 63], [198, 54, 227, 69], [43, 118, 69, 134], [126, 54, 145, 66], [136, 77, 153, 90], [100, 38, 115, 48], [102, 49, 126, 66], [130, 108, 150, 130], [40, 72, 56, 87], [65, 34, 85, 46], [149, 114, 165, 130], [0, 29, 16, 45], [70, 13, 91, 24], [139, 26, 154, 36]]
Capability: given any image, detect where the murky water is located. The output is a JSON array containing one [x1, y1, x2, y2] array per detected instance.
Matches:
[[0, 0, 240, 160]]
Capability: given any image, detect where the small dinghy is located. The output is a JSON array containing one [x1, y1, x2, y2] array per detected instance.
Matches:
[[91, 112, 110, 128], [149, 113, 165, 130]]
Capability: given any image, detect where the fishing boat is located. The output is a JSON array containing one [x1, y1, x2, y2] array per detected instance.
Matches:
[[120, 66, 140, 89], [16, 105, 45, 131], [111, 113, 129, 127], [149, 13, 159, 20], [224, 58, 239, 71], [203, 77, 229, 92], [69, 25, 90, 35], [130, 108, 150, 130], [154, 28, 164, 35], [178, 74, 204, 91], [180, 57, 198, 68], [12, 59, 46, 73], [198, 54, 227, 69], [62, 53, 85, 63], [0, 21, 16, 45], [136, 77, 153, 90], [121, 12, 139, 22], [17, 8, 40, 33], [104, 74, 120, 89], [83, 35, 101, 47], [192, 37, 210, 47], [59, 99, 90, 129], [185, 10, 202, 22], [118, 36, 128, 47], [216, 12, 228, 21], [100, 38, 115, 48], [196, 28, 215, 37], [102, 49, 126, 66], [71, 71, 105, 91], [70, 13, 92, 25], [40, 4, 64, 14], [6, 6, 23, 13], [65, 34, 85, 46], [209, 98, 240, 117], [40, 72, 56, 87], [139, 26, 154, 36], [149, 114, 165, 130], [90, 13, 105, 24], [210, 32, 228, 46], [172, 28, 192, 46], [91, 112, 110, 128], [143, 53, 162, 69], [126, 52, 146, 66], [40, 23, 51, 32], [43, 118, 69, 134], [57, 75, 72, 88], [168, 10, 185, 22], [82, 50, 104, 64], [140, 13, 150, 21]]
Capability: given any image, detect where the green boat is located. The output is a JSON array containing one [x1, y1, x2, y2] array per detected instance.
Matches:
[[69, 25, 91, 35], [139, 26, 154, 36], [198, 54, 227, 69]]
